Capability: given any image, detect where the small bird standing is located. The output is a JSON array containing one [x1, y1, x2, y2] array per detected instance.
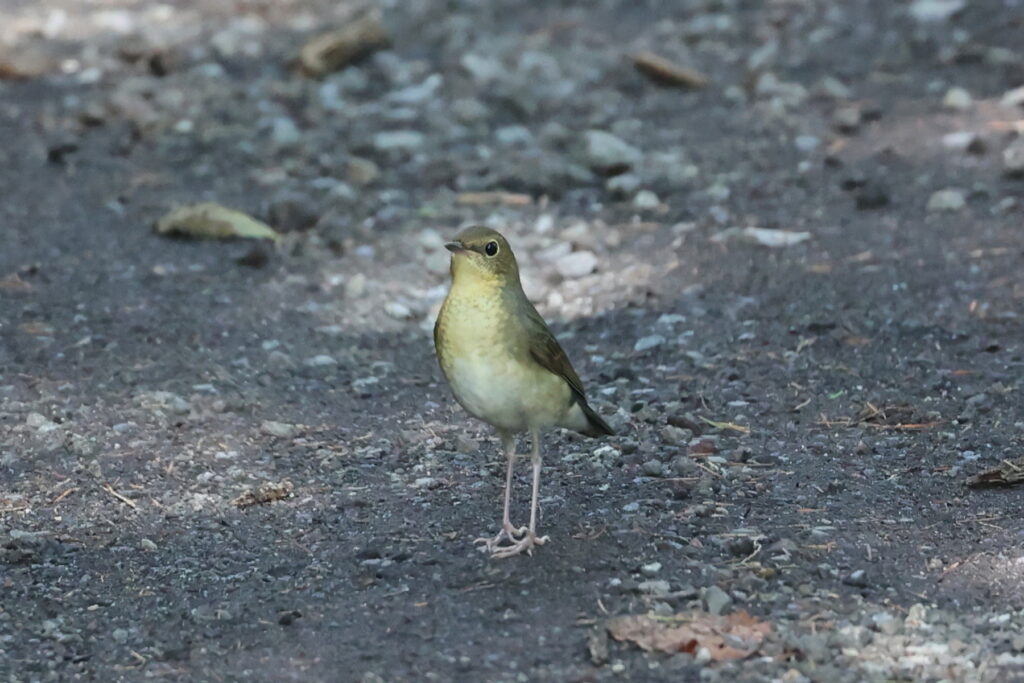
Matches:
[[434, 226, 614, 558]]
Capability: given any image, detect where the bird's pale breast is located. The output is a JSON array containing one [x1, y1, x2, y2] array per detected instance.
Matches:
[[436, 284, 572, 433]]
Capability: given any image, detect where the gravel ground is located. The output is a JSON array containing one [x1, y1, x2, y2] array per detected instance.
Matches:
[[2, 0, 1024, 681]]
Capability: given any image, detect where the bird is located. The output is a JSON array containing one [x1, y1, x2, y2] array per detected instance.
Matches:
[[433, 225, 614, 558]]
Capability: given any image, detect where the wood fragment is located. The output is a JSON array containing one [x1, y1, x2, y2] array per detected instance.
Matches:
[[966, 457, 1024, 488], [455, 192, 533, 206], [632, 52, 708, 89], [299, 10, 390, 77]]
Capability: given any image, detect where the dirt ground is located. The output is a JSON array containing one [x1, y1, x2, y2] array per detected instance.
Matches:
[[2, 0, 1024, 681]]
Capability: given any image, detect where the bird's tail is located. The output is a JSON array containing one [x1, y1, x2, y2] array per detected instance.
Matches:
[[580, 401, 615, 437]]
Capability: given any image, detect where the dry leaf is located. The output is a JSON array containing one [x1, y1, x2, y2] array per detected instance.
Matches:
[[155, 203, 281, 242], [607, 610, 771, 661], [233, 481, 294, 508], [632, 52, 708, 89], [299, 10, 390, 77]]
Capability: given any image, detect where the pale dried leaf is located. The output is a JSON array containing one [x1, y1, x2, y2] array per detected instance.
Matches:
[[607, 610, 771, 661], [155, 202, 281, 242]]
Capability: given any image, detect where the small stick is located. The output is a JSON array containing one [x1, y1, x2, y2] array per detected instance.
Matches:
[[101, 484, 138, 509], [52, 488, 76, 505]]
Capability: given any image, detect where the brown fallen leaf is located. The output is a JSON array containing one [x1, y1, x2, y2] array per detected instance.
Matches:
[[607, 610, 771, 661], [155, 202, 281, 242], [966, 457, 1024, 488], [299, 10, 390, 77], [455, 191, 533, 207], [632, 52, 708, 89], [233, 481, 294, 508]]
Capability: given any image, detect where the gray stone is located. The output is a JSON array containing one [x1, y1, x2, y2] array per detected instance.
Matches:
[[670, 455, 697, 476], [634, 335, 665, 353], [373, 130, 424, 152], [582, 130, 642, 173], [1003, 139, 1024, 177], [495, 125, 533, 146], [555, 251, 598, 279], [638, 579, 671, 597], [261, 420, 297, 439], [388, 74, 442, 105], [640, 562, 662, 576], [304, 354, 338, 367], [703, 585, 732, 615], [460, 53, 504, 84], [606, 173, 641, 198], [942, 131, 985, 154], [384, 301, 413, 319], [346, 156, 380, 186], [942, 87, 972, 111], [270, 117, 301, 147], [633, 190, 660, 210], [795, 135, 821, 152], [844, 569, 869, 587], [908, 0, 965, 23], [662, 425, 693, 447], [833, 106, 862, 132], [927, 188, 966, 212], [642, 460, 665, 477]]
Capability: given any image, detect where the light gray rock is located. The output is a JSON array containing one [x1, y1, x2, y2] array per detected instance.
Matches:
[[908, 0, 964, 23], [633, 190, 660, 210], [555, 250, 598, 279], [703, 585, 733, 615], [942, 87, 972, 111], [1003, 139, 1024, 177], [927, 188, 966, 212], [373, 130, 424, 152], [634, 335, 665, 353], [582, 130, 642, 172]]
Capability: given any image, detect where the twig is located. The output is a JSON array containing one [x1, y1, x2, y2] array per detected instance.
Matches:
[[101, 484, 137, 509], [52, 488, 76, 505]]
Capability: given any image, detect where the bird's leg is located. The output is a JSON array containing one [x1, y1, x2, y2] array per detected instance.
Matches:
[[490, 429, 550, 559], [474, 431, 526, 551]]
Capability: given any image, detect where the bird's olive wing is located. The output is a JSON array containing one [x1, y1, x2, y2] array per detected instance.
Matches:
[[523, 303, 586, 400]]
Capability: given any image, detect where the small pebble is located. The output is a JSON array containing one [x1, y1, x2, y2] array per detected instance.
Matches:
[[634, 335, 665, 353]]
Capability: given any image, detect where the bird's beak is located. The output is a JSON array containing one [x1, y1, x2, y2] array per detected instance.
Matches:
[[444, 241, 465, 254]]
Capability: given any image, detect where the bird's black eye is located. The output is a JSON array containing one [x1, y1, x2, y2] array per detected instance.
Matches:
[[484, 241, 499, 256]]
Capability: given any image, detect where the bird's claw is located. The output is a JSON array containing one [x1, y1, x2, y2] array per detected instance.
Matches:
[[485, 532, 550, 559], [474, 523, 527, 552]]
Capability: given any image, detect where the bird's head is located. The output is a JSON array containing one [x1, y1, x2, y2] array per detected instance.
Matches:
[[444, 226, 520, 286]]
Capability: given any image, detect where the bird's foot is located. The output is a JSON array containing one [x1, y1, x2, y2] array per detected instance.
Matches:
[[474, 522, 527, 552], [486, 531, 550, 559]]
